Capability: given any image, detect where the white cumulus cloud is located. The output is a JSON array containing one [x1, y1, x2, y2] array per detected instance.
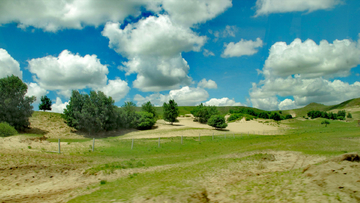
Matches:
[[254, 0, 343, 17], [197, 79, 217, 89], [51, 97, 68, 113], [0, 48, 22, 79], [28, 50, 109, 97], [203, 49, 215, 57], [102, 15, 206, 92], [97, 78, 130, 102], [25, 83, 48, 103], [134, 86, 209, 106], [0, 0, 161, 32], [204, 98, 243, 106], [262, 38, 360, 79], [278, 99, 297, 110], [222, 38, 263, 58]]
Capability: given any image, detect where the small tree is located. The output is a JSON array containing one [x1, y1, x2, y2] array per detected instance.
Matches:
[[208, 115, 227, 129], [141, 101, 157, 119], [163, 99, 179, 125], [135, 111, 156, 130], [270, 112, 281, 121], [0, 75, 35, 131], [347, 112, 352, 118], [39, 95, 52, 112], [321, 120, 330, 127]]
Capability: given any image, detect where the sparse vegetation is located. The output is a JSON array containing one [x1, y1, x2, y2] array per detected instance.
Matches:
[[0, 122, 17, 137]]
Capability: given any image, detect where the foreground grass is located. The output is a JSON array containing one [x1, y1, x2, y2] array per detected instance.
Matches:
[[64, 118, 360, 202]]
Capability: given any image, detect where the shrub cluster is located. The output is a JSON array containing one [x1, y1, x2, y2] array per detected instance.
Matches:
[[63, 90, 157, 135], [228, 107, 292, 122], [207, 115, 227, 129], [0, 122, 18, 137], [307, 110, 348, 120], [191, 103, 219, 123]]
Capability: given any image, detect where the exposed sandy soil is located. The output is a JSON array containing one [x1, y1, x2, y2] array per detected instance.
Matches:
[[1, 116, 359, 202]]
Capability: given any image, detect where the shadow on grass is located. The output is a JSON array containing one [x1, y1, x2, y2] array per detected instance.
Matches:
[[22, 127, 49, 135]]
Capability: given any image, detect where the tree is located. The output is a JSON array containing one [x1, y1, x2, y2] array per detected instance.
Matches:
[[122, 101, 137, 128], [207, 115, 227, 129], [0, 75, 35, 131], [63, 90, 117, 135], [163, 99, 179, 125], [321, 120, 330, 127], [141, 101, 157, 119], [191, 103, 219, 123], [39, 95, 52, 112], [270, 112, 281, 121], [347, 112, 352, 118], [135, 111, 156, 130]]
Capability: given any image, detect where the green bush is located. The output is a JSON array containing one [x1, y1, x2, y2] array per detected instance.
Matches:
[[207, 115, 227, 129], [0, 122, 17, 137], [135, 111, 156, 130]]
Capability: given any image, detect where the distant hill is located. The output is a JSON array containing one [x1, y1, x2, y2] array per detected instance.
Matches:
[[284, 97, 360, 117]]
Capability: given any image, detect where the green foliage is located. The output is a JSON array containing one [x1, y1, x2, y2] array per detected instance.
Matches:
[[270, 112, 282, 121], [285, 114, 293, 119], [163, 100, 179, 124], [347, 112, 352, 118], [190, 103, 219, 123], [227, 113, 255, 122], [307, 110, 347, 121], [0, 122, 17, 137], [207, 115, 227, 129], [39, 95, 52, 112], [0, 75, 35, 131], [141, 101, 157, 119], [135, 111, 156, 130], [321, 120, 330, 127], [63, 90, 118, 135], [121, 101, 138, 128]]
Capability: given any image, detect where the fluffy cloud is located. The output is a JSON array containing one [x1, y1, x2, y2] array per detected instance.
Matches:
[[97, 78, 130, 102], [254, 0, 343, 16], [134, 86, 209, 106], [51, 97, 68, 113], [250, 76, 360, 110], [0, 0, 161, 32], [160, 0, 232, 27], [222, 25, 237, 37], [102, 15, 206, 92], [204, 97, 243, 106], [197, 79, 217, 89], [25, 83, 48, 103], [278, 99, 297, 110], [0, 48, 22, 79], [250, 36, 360, 110], [262, 38, 360, 79], [28, 50, 108, 97], [222, 38, 263, 58]]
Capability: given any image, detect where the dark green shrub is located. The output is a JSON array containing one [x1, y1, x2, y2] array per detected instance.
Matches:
[[0, 122, 17, 137], [135, 111, 156, 130], [208, 115, 227, 129], [347, 113, 352, 118], [321, 120, 330, 127], [285, 114, 293, 119]]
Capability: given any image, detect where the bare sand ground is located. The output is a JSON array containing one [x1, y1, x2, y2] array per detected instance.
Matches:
[[118, 117, 284, 139]]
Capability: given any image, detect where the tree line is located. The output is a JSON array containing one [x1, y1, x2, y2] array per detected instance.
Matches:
[[307, 110, 351, 120]]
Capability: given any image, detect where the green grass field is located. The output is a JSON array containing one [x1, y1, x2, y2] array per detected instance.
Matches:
[[63, 117, 360, 202]]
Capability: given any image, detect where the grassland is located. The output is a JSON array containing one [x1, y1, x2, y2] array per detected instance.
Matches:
[[1, 100, 360, 202]]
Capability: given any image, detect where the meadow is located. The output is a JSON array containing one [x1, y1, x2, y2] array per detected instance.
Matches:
[[0, 106, 360, 202]]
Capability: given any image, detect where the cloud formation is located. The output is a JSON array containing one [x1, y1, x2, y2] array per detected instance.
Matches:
[[222, 38, 263, 58], [97, 78, 130, 102], [103, 15, 207, 92], [25, 83, 48, 103], [198, 79, 217, 89], [204, 97, 243, 106], [262, 38, 360, 79], [255, 0, 343, 16], [134, 86, 209, 106], [28, 50, 109, 97], [0, 48, 22, 79], [51, 97, 68, 113]]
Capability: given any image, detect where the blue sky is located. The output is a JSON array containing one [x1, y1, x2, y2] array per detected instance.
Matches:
[[1, 0, 360, 112]]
